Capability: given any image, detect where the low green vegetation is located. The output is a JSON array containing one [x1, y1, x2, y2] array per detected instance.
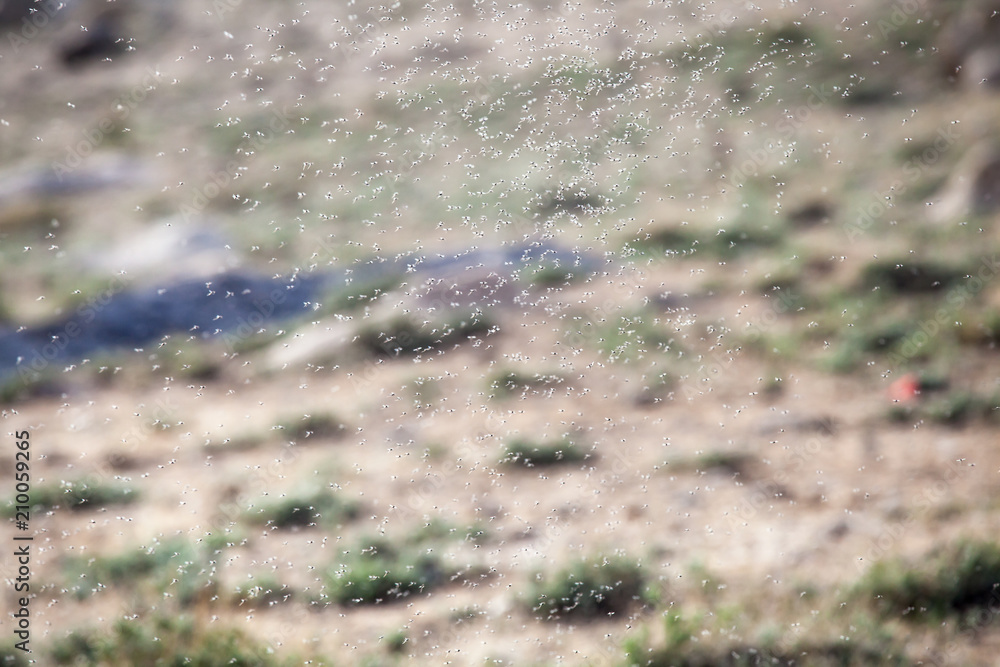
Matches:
[[622, 613, 911, 666], [533, 183, 610, 218], [357, 312, 496, 357], [2, 479, 137, 517], [858, 258, 973, 295], [585, 309, 680, 363], [62, 537, 220, 606], [233, 576, 295, 606], [527, 554, 645, 620], [323, 539, 443, 605], [499, 437, 589, 467], [48, 613, 306, 666], [672, 451, 754, 476], [888, 389, 1000, 427], [854, 539, 1000, 624], [487, 369, 564, 399], [381, 628, 409, 655], [245, 488, 360, 529], [625, 219, 785, 261], [321, 521, 485, 605], [277, 412, 348, 440], [0, 643, 29, 667]]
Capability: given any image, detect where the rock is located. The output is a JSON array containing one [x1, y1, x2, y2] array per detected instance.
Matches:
[[262, 319, 356, 372], [78, 221, 241, 282]]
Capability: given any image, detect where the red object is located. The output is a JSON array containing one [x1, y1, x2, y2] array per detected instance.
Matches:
[[888, 373, 921, 402]]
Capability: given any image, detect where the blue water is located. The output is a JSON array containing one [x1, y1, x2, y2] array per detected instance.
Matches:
[[0, 242, 598, 386]]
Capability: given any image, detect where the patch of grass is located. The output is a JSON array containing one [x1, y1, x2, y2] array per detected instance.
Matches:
[[145, 336, 222, 380], [533, 183, 610, 218], [322, 537, 447, 606], [954, 309, 1000, 346], [499, 437, 589, 467], [245, 489, 360, 529], [588, 309, 680, 363], [887, 390, 999, 427], [626, 218, 785, 261], [320, 519, 483, 606], [202, 433, 268, 454], [0, 644, 28, 667], [315, 272, 401, 315], [48, 613, 303, 666], [820, 308, 952, 373], [381, 628, 409, 654], [924, 391, 999, 426], [0, 369, 65, 405], [62, 537, 219, 606], [233, 576, 295, 606], [410, 517, 489, 544], [674, 451, 754, 476], [2, 479, 137, 517], [522, 261, 588, 288], [854, 539, 1000, 624], [487, 369, 563, 399], [858, 258, 972, 294], [357, 312, 496, 357], [622, 612, 912, 666], [528, 554, 646, 620], [276, 412, 348, 441]]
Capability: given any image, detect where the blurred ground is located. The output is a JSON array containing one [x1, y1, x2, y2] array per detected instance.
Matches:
[[2, 1, 1000, 665]]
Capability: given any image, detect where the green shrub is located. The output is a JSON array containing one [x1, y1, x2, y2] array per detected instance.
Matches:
[[63, 538, 218, 606], [622, 613, 912, 666], [924, 391, 998, 426], [0, 643, 29, 667], [858, 259, 971, 294], [528, 555, 645, 620], [534, 184, 609, 217], [855, 539, 1000, 623], [277, 412, 348, 440], [499, 437, 588, 467], [323, 538, 446, 605], [487, 369, 563, 398], [2, 479, 137, 517], [627, 222, 784, 260], [233, 576, 295, 606], [246, 489, 360, 529], [49, 614, 301, 666], [357, 312, 495, 357], [320, 520, 483, 605], [675, 451, 754, 476]]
